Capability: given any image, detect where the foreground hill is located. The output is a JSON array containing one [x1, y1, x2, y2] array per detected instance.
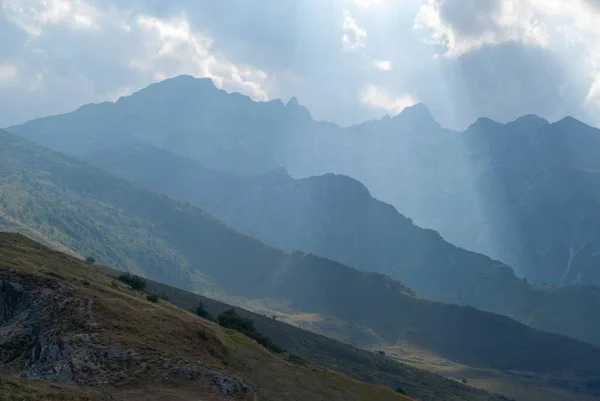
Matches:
[[2, 131, 600, 399], [10, 75, 600, 287], [82, 139, 600, 347], [0, 232, 414, 401]]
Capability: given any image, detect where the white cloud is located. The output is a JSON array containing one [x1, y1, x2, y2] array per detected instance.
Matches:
[[373, 59, 392, 71], [341, 10, 368, 51], [2, 0, 99, 35], [415, 0, 549, 57], [134, 14, 269, 101], [0, 64, 18, 83], [360, 84, 416, 113], [353, 0, 385, 8], [414, 0, 600, 124]]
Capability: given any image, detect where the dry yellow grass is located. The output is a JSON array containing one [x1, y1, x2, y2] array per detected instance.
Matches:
[[0, 233, 411, 401]]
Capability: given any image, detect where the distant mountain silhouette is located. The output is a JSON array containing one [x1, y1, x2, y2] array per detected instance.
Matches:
[[8, 74, 600, 288]]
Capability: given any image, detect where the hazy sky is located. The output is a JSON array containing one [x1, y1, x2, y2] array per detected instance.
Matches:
[[1, 0, 599, 129]]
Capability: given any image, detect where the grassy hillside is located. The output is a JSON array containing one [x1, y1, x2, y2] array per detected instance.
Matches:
[[107, 267, 600, 401], [0, 233, 412, 401], [2, 130, 600, 396]]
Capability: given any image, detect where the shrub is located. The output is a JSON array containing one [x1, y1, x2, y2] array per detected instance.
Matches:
[[118, 273, 147, 291], [378, 350, 385, 356], [146, 293, 159, 303], [85, 256, 96, 265], [196, 329, 209, 341], [81, 279, 90, 286], [217, 309, 285, 354], [288, 353, 310, 365], [195, 301, 213, 321], [395, 387, 407, 395], [461, 378, 468, 384]]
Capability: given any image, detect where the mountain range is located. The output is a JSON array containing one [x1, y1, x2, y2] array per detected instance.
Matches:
[[6, 76, 600, 347], [73, 140, 600, 347], [6, 75, 600, 400], [10, 74, 600, 287], [2, 129, 600, 401]]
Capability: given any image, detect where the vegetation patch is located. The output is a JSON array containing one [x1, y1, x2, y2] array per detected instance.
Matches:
[[118, 273, 147, 291], [218, 308, 285, 354], [287, 353, 311, 366], [146, 293, 159, 303]]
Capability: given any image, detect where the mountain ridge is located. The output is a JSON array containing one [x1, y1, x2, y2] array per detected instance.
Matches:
[[2, 129, 600, 385], [10, 75, 599, 287], [80, 138, 600, 346]]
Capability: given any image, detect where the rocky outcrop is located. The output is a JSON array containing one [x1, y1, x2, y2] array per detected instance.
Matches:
[[206, 369, 254, 397], [0, 267, 255, 398]]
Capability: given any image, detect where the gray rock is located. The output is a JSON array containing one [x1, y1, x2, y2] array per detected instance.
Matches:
[[175, 366, 200, 380], [106, 347, 122, 359], [205, 369, 253, 396]]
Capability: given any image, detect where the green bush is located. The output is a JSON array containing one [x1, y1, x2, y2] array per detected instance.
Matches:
[[217, 309, 285, 354], [85, 256, 96, 265], [196, 329, 209, 341], [118, 273, 147, 291], [81, 279, 90, 286], [195, 301, 213, 321], [288, 353, 311, 365], [395, 387, 407, 395], [146, 293, 159, 303]]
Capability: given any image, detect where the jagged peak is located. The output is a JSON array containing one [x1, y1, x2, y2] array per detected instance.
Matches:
[[254, 166, 292, 184], [391, 103, 440, 129], [285, 96, 312, 120]]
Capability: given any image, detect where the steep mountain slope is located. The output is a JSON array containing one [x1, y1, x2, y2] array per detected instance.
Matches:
[[102, 265, 600, 401], [2, 130, 600, 388], [10, 75, 600, 287], [82, 140, 600, 347], [98, 265, 507, 401], [0, 232, 412, 401]]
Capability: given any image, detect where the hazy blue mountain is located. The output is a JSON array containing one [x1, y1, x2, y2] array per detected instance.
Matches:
[[5, 129, 600, 385], [8, 75, 600, 287], [77, 140, 600, 347]]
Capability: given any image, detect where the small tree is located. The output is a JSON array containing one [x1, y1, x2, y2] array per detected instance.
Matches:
[[118, 273, 147, 291], [146, 293, 159, 303], [195, 301, 213, 321], [217, 309, 284, 354], [85, 256, 96, 265]]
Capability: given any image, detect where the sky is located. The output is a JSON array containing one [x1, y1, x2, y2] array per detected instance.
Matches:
[[0, 0, 599, 129]]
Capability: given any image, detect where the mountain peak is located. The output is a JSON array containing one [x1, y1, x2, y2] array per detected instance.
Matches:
[[510, 114, 549, 128], [285, 96, 312, 120], [392, 103, 440, 130], [398, 103, 432, 118], [118, 75, 218, 105], [466, 117, 503, 133]]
